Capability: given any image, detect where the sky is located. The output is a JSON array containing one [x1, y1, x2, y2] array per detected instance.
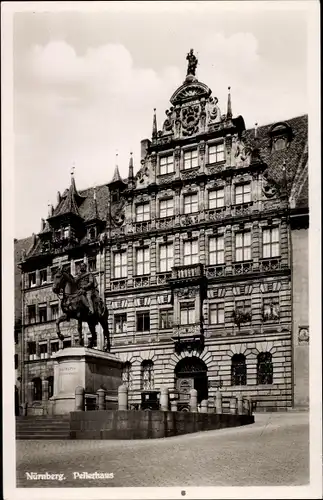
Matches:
[[12, 2, 309, 239]]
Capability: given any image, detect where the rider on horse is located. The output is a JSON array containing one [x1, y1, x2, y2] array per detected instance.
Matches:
[[75, 263, 98, 316]]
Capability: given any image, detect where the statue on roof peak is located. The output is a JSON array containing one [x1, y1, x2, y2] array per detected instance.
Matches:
[[186, 49, 198, 77]]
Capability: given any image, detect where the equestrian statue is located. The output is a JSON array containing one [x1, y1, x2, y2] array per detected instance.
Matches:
[[52, 263, 110, 351]]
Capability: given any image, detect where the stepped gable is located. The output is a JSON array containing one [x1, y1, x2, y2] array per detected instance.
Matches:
[[244, 114, 308, 205]]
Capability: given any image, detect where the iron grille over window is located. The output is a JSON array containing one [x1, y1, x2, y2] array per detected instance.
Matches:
[[263, 296, 280, 321], [136, 312, 150, 332], [262, 227, 280, 258], [122, 362, 133, 389], [141, 360, 154, 390], [257, 352, 273, 384], [231, 354, 247, 385]]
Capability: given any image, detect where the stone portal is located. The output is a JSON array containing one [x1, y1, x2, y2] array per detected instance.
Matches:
[[51, 347, 123, 415]]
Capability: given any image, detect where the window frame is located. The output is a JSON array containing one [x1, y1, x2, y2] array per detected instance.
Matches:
[[136, 311, 150, 332], [113, 251, 127, 279], [263, 296, 280, 322], [180, 302, 195, 325], [262, 227, 280, 258], [159, 243, 174, 272], [27, 305, 36, 324], [235, 183, 251, 205], [159, 154, 174, 175], [183, 149, 198, 170], [136, 247, 150, 276], [257, 352, 273, 385], [114, 313, 127, 334], [141, 360, 154, 390], [159, 309, 173, 329], [183, 239, 199, 266], [136, 203, 150, 222], [209, 235, 225, 265], [235, 231, 252, 262], [39, 305, 47, 324], [208, 188, 225, 209], [39, 268, 48, 285], [208, 142, 225, 164], [209, 302, 225, 325], [28, 272, 36, 288], [159, 198, 174, 218], [183, 193, 198, 214], [231, 354, 247, 386]]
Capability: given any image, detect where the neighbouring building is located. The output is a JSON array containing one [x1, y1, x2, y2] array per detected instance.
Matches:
[[15, 51, 309, 414]]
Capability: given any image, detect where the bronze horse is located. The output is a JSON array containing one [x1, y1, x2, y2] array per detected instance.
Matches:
[[52, 269, 110, 351]]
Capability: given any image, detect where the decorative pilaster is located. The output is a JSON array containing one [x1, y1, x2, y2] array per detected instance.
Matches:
[[225, 226, 233, 272]]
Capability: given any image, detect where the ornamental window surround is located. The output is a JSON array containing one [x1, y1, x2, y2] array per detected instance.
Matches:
[[160, 154, 174, 175], [136, 247, 150, 275], [183, 149, 198, 170], [183, 239, 199, 265], [208, 142, 225, 164], [209, 236, 225, 265], [257, 352, 273, 385], [159, 309, 173, 329], [231, 354, 247, 386], [208, 188, 225, 209], [159, 198, 174, 218], [122, 362, 133, 390], [235, 183, 251, 205], [263, 296, 280, 322], [180, 302, 195, 325], [136, 311, 150, 332], [39, 305, 47, 323], [114, 313, 127, 334], [262, 227, 280, 258], [159, 243, 174, 272], [235, 231, 252, 262], [183, 193, 198, 214], [113, 251, 127, 278], [136, 203, 150, 222], [209, 302, 225, 325], [141, 360, 154, 390]]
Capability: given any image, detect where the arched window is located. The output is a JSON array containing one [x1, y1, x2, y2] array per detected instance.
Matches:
[[122, 362, 133, 390], [257, 352, 273, 385], [231, 354, 247, 386], [47, 376, 54, 399], [32, 378, 42, 401], [141, 360, 154, 390]]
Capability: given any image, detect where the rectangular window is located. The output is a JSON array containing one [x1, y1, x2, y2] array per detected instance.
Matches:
[[50, 341, 60, 355], [113, 251, 127, 278], [235, 232, 251, 262], [136, 312, 150, 332], [235, 184, 251, 204], [208, 143, 225, 163], [27, 341, 36, 360], [40, 269, 48, 284], [235, 299, 252, 322], [180, 303, 195, 325], [51, 303, 59, 321], [183, 149, 198, 170], [39, 305, 47, 323], [160, 154, 174, 175], [263, 296, 280, 321], [136, 247, 150, 275], [63, 227, 69, 239], [28, 305, 36, 324], [51, 266, 58, 282], [88, 257, 97, 272], [159, 243, 174, 272], [159, 309, 173, 329], [74, 260, 83, 275], [208, 188, 225, 209], [183, 193, 198, 214], [63, 339, 72, 349], [262, 227, 280, 258], [183, 240, 199, 265], [39, 342, 48, 359], [136, 203, 150, 222], [29, 272, 36, 288], [159, 198, 174, 218], [209, 303, 225, 324], [114, 313, 127, 334], [209, 236, 224, 265]]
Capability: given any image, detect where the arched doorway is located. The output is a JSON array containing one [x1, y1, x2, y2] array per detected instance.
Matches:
[[175, 357, 208, 405]]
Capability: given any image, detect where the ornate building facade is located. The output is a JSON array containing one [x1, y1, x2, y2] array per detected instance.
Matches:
[[15, 52, 309, 414]]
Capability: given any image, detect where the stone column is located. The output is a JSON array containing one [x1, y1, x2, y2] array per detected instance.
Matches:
[[42, 379, 49, 402], [27, 381, 33, 404], [229, 396, 237, 414], [189, 389, 198, 412], [215, 390, 222, 414], [171, 400, 178, 412], [97, 388, 106, 410], [160, 387, 169, 411], [237, 394, 243, 415], [200, 399, 208, 413], [118, 384, 128, 410], [75, 386, 85, 411]]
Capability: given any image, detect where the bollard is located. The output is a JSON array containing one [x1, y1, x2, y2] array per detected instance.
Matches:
[[200, 399, 208, 413], [97, 388, 106, 411], [170, 400, 178, 412], [118, 384, 128, 410], [160, 387, 169, 411], [189, 388, 198, 413], [229, 396, 237, 415], [75, 386, 85, 411], [237, 394, 243, 415], [247, 397, 253, 415], [215, 390, 222, 414], [208, 398, 215, 413]]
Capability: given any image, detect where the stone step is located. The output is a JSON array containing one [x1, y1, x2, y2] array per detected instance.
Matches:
[[17, 434, 70, 440]]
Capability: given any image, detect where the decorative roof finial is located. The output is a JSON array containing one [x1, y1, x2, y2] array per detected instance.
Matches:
[[71, 164, 75, 177], [110, 151, 122, 184], [186, 48, 198, 77], [227, 86, 232, 119], [93, 185, 96, 201], [128, 152, 134, 177], [255, 122, 258, 138], [152, 108, 157, 138]]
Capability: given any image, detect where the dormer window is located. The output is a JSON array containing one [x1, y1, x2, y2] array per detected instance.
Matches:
[[88, 227, 96, 240], [63, 227, 69, 239], [269, 122, 293, 152]]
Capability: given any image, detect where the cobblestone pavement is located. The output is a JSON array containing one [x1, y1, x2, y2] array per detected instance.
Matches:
[[16, 412, 309, 488]]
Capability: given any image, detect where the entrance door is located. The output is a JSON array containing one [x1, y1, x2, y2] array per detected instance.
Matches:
[[175, 357, 208, 404]]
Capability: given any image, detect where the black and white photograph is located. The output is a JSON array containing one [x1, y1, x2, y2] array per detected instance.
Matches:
[[2, 1, 321, 499]]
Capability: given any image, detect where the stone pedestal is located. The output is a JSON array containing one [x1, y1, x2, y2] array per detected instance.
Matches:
[[52, 347, 123, 415]]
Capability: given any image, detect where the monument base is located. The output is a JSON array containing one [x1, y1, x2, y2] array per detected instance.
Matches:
[[51, 347, 123, 415]]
